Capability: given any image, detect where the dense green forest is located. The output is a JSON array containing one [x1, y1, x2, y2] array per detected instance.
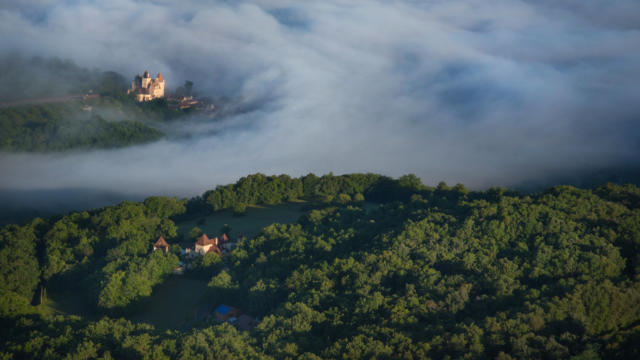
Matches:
[[0, 102, 167, 151], [1, 173, 640, 359]]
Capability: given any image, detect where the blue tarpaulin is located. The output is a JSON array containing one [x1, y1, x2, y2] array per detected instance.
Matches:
[[215, 305, 231, 315]]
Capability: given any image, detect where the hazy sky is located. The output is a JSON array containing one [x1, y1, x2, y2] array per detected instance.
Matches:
[[1, 0, 639, 199]]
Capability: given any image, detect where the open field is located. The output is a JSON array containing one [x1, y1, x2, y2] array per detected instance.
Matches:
[[176, 201, 308, 241], [42, 277, 212, 331], [129, 276, 211, 331], [43, 288, 100, 320]]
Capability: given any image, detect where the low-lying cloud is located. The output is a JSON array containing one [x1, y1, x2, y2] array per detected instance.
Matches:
[[1, 0, 639, 207]]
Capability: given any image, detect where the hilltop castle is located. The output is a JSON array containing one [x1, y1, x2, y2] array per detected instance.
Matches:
[[128, 70, 165, 102]]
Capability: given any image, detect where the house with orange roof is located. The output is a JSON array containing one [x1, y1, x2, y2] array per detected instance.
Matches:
[[153, 236, 169, 254], [194, 234, 221, 255], [218, 233, 236, 252]]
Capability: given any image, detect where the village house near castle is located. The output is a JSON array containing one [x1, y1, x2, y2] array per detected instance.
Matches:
[[128, 70, 165, 102]]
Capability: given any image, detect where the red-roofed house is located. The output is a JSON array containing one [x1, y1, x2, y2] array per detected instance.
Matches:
[[219, 233, 236, 252], [195, 234, 221, 255], [153, 236, 169, 254]]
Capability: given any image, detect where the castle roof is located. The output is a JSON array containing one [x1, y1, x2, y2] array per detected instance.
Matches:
[[157, 73, 163, 80], [143, 70, 150, 78]]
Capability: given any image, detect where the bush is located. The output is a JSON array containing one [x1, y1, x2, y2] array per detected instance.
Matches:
[[189, 227, 203, 240], [337, 193, 352, 204], [233, 203, 247, 216]]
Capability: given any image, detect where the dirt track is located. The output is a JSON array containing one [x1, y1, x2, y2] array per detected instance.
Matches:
[[0, 94, 83, 108]]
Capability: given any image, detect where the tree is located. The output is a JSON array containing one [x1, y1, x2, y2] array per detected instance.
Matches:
[[0, 224, 41, 301], [189, 227, 203, 240], [337, 193, 352, 204], [233, 202, 247, 216], [221, 224, 232, 236], [143, 196, 186, 218]]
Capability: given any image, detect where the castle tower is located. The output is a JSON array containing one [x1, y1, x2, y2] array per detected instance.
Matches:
[[153, 73, 165, 98], [141, 70, 152, 88]]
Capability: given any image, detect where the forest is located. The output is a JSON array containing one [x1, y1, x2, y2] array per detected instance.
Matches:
[[0, 102, 168, 152], [1, 173, 639, 359]]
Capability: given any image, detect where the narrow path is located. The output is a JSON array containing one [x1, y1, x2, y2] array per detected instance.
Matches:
[[0, 94, 83, 108]]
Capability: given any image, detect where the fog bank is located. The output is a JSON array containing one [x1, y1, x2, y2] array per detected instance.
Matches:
[[1, 0, 639, 208]]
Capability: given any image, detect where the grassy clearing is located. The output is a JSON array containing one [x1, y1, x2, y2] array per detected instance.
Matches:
[[129, 276, 211, 331], [176, 201, 307, 242], [42, 277, 211, 331], [42, 288, 99, 320]]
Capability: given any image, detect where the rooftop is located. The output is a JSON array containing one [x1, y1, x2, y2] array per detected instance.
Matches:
[[154, 236, 169, 248], [196, 234, 215, 246]]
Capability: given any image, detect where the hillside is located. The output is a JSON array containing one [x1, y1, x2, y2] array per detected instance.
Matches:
[[1, 173, 639, 359]]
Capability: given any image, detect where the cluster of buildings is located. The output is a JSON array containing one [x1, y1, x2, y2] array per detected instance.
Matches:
[[167, 95, 199, 110], [187, 233, 236, 256], [152, 233, 237, 257], [151, 233, 255, 330], [166, 94, 216, 114], [127, 71, 215, 115], [152, 232, 237, 274]]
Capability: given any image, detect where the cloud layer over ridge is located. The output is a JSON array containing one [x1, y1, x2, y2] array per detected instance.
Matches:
[[1, 0, 639, 198]]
